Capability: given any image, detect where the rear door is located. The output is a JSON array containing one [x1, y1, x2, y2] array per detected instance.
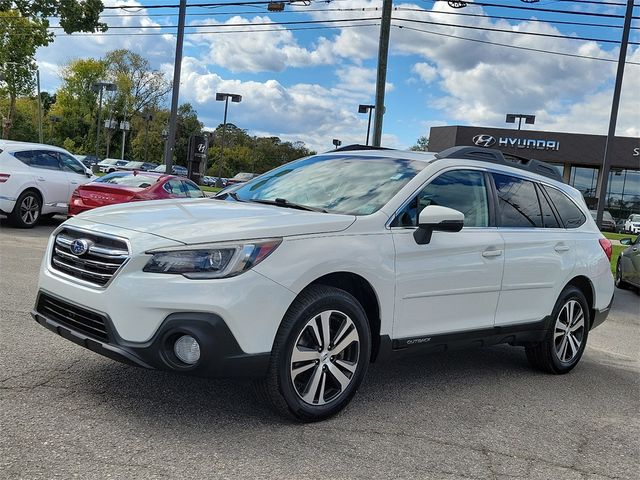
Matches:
[[27, 150, 71, 210], [492, 173, 575, 326], [57, 151, 90, 194]]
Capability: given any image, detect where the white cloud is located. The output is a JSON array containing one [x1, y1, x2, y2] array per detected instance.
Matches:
[[412, 63, 438, 83]]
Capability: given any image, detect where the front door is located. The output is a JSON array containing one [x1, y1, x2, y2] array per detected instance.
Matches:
[[391, 169, 504, 340]]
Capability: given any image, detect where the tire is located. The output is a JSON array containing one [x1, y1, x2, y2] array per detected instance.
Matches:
[[9, 190, 41, 228], [615, 259, 630, 290], [260, 285, 371, 422], [525, 286, 590, 374]]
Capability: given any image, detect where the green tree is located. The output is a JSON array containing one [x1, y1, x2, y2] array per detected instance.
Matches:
[[0, 0, 107, 33], [0, 10, 50, 138], [173, 103, 203, 165], [409, 135, 429, 152]]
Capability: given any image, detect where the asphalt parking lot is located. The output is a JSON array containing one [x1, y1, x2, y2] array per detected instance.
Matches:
[[1, 218, 638, 480]]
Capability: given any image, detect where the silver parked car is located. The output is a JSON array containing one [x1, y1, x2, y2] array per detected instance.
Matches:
[[615, 235, 639, 290]]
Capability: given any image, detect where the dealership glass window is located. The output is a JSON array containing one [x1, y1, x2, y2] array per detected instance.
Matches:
[[605, 168, 640, 219], [547, 162, 564, 177], [569, 166, 599, 199]]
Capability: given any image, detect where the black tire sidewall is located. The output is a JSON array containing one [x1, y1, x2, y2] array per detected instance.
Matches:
[[11, 191, 41, 228], [546, 287, 590, 372], [275, 288, 371, 421]]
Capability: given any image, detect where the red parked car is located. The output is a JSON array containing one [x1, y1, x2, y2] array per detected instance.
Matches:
[[69, 171, 205, 216]]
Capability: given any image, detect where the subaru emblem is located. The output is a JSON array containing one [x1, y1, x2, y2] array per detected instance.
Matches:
[[70, 239, 90, 256]]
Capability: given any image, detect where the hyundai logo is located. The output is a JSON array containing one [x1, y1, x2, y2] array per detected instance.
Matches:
[[472, 134, 496, 147], [70, 239, 90, 256]]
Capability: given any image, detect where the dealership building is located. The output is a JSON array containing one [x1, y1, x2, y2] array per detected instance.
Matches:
[[428, 125, 640, 220]]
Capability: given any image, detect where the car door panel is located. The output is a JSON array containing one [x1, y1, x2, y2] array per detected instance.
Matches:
[[30, 150, 70, 211]]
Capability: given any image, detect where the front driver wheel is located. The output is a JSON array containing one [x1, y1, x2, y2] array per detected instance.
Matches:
[[525, 286, 589, 374], [261, 285, 371, 422], [615, 260, 630, 290]]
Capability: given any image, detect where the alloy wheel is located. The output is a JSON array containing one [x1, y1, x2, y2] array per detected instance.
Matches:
[[290, 310, 360, 406], [20, 195, 40, 225], [553, 299, 585, 363]]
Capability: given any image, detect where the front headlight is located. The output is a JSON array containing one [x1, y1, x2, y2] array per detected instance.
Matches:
[[143, 239, 281, 279]]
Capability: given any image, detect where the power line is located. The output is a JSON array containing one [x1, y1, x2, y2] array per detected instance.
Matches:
[[393, 16, 640, 44], [102, 1, 330, 9], [393, 23, 640, 65], [429, 0, 640, 19]]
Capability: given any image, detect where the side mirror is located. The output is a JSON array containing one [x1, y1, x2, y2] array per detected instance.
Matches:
[[414, 205, 464, 245], [620, 238, 632, 246]]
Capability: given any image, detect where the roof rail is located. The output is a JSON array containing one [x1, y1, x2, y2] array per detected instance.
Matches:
[[331, 144, 393, 152], [434, 146, 563, 182]]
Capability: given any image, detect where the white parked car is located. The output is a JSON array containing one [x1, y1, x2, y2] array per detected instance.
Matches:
[[32, 146, 615, 421], [97, 158, 130, 173], [624, 214, 640, 234], [0, 140, 91, 227]]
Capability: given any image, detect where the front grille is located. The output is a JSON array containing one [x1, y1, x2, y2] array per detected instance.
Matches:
[[37, 293, 109, 341], [50, 227, 129, 287]]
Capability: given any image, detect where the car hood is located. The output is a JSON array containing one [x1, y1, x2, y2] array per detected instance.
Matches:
[[69, 198, 356, 244]]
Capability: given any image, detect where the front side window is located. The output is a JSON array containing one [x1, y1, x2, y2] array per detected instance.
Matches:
[[58, 152, 86, 175], [183, 180, 204, 198], [493, 173, 542, 228], [233, 155, 426, 215], [543, 185, 586, 228], [392, 170, 489, 228]]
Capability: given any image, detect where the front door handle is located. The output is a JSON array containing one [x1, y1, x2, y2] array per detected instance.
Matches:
[[37, 177, 45, 181], [482, 249, 503, 258], [555, 244, 570, 252]]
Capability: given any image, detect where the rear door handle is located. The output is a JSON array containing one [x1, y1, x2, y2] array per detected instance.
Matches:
[[555, 244, 570, 252], [37, 177, 45, 181], [482, 249, 503, 258]]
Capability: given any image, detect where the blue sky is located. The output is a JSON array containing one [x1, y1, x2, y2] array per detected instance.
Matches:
[[36, 0, 640, 152]]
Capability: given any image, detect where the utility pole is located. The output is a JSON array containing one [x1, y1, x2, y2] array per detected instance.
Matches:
[[95, 87, 104, 158], [372, 0, 392, 147], [214, 92, 242, 187], [595, 0, 633, 229], [163, 0, 187, 172], [36, 68, 43, 143]]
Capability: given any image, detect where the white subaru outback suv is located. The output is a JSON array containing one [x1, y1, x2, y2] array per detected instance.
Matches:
[[33, 146, 614, 421], [0, 140, 91, 227]]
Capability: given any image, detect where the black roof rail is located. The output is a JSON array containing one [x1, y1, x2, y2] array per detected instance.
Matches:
[[434, 146, 563, 183], [330, 144, 393, 152]]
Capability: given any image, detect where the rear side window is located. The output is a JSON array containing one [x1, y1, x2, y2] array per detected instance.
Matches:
[[536, 184, 560, 228], [493, 173, 542, 228], [542, 185, 586, 228], [30, 150, 62, 171], [12, 150, 34, 166]]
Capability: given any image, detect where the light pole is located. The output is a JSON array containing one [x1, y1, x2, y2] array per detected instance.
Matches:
[[358, 104, 375, 145], [506, 113, 535, 131], [120, 120, 130, 160], [48, 115, 61, 142], [143, 112, 153, 162], [215, 92, 242, 187], [92, 81, 117, 159], [333, 139, 342, 150]]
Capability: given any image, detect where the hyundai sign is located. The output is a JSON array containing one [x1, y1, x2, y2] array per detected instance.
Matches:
[[473, 134, 560, 151]]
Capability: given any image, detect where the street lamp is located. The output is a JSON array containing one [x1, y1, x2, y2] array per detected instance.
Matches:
[[92, 81, 117, 158], [358, 104, 375, 146], [332, 139, 342, 149], [142, 112, 154, 162], [215, 92, 242, 187], [506, 113, 535, 131]]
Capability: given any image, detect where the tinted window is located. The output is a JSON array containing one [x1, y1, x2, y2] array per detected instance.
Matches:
[[543, 185, 586, 228], [536, 184, 560, 228], [58, 152, 86, 175], [393, 170, 489, 227], [182, 181, 204, 198], [493, 173, 542, 228], [30, 151, 62, 171], [163, 179, 186, 197], [12, 150, 34, 165]]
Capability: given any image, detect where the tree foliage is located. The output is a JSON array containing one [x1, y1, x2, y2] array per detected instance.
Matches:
[[0, 0, 107, 33], [410, 135, 429, 152]]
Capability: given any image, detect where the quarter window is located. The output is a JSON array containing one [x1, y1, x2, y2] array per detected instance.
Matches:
[[392, 170, 489, 228], [536, 185, 560, 228], [542, 185, 586, 228], [493, 173, 542, 228]]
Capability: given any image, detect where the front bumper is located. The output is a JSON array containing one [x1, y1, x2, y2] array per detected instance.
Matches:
[[32, 291, 270, 378]]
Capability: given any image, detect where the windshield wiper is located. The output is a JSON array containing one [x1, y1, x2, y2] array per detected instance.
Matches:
[[250, 198, 328, 213]]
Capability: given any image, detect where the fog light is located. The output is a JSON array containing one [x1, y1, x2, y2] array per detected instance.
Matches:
[[174, 335, 201, 365]]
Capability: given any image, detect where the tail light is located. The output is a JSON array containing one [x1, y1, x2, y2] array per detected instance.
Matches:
[[0, 173, 10, 183], [598, 238, 612, 261]]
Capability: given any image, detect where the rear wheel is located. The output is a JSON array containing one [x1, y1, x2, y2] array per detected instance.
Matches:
[[615, 259, 630, 290], [9, 190, 41, 228], [260, 285, 371, 422], [525, 286, 589, 374]]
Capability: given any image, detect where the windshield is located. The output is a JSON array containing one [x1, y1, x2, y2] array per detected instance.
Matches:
[[95, 172, 159, 188], [232, 155, 426, 215], [630, 215, 640, 222]]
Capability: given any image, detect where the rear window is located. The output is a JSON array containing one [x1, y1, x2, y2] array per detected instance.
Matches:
[[493, 173, 542, 228], [95, 173, 158, 188], [543, 185, 586, 228]]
